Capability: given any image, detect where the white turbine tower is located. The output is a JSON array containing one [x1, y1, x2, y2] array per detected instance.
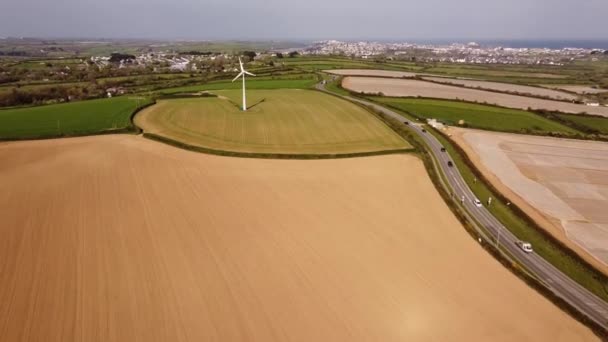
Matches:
[[232, 57, 256, 111]]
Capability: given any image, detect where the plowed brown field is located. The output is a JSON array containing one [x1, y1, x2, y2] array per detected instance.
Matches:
[[423, 76, 579, 101], [0, 135, 598, 342], [448, 127, 608, 272], [342, 76, 608, 117]]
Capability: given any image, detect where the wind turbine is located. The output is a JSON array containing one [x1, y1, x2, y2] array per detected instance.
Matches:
[[232, 57, 256, 111]]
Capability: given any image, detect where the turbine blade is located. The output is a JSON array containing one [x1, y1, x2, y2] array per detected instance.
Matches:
[[232, 72, 244, 82], [239, 57, 244, 71], [244, 71, 256, 76]]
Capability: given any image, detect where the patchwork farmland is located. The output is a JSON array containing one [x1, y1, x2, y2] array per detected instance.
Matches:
[[422, 76, 580, 101], [0, 135, 596, 342], [342, 77, 608, 117]]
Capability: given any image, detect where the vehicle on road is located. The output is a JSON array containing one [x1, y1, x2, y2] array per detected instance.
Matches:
[[517, 241, 534, 253], [447, 160, 453, 167], [473, 198, 483, 207], [421, 129, 427, 133], [440, 147, 446, 152], [404, 121, 409, 125]]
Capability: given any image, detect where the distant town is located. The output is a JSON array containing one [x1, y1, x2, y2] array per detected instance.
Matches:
[[77, 39, 608, 74], [301, 40, 608, 65]]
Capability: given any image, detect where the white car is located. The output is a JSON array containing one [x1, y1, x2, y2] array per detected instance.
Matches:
[[473, 198, 483, 208], [517, 241, 534, 253]]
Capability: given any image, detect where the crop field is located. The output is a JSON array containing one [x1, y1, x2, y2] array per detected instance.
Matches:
[[543, 85, 608, 95], [423, 76, 580, 101], [0, 134, 598, 342], [282, 57, 424, 72], [135, 89, 409, 154], [159, 76, 318, 94], [371, 97, 579, 134], [325, 69, 418, 78], [342, 77, 608, 117], [554, 113, 608, 135], [423, 66, 568, 79], [0, 96, 152, 139], [282, 58, 378, 71], [0, 81, 88, 95], [449, 128, 608, 272]]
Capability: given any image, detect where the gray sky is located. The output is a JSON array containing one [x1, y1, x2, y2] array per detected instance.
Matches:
[[1, 0, 607, 40]]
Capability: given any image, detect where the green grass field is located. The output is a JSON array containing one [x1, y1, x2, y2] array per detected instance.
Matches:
[[159, 76, 318, 95], [555, 113, 608, 135], [135, 89, 410, 154], [370, 97, 580, 134], [0, 96, 152, 139]]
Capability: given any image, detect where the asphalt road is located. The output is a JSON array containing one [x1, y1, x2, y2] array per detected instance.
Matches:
[[317, 82, 608, 330]]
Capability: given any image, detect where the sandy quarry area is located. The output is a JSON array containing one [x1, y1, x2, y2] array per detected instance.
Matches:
[[423, 76, 579, 101], [541, 85, 608, 95], [0, 135, 598, 342], [324, 68, 418, 78], [449, 128, 608, 273], [342, 76, 608, 117]]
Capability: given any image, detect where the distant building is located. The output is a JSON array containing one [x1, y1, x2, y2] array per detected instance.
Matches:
[[427, 118, 445, 129], [106, 87, 126, 97]]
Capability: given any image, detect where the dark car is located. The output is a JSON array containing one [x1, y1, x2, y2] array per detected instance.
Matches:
[[421, 129, 426, 133], [404, 121, 409, 125], [440, 147, 446, 152], [447, 161, 453, 167]]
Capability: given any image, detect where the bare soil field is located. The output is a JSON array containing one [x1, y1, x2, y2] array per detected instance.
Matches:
[[449, 127, 608, 273], [324, 69, 418, 78], [342, 76, 608, 117], [541, 85, 608, 95], [0, 135, 598, 342], [423, 76, 579, 101]]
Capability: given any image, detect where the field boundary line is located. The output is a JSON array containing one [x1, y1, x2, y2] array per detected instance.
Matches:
[[142, 133, 414, 160]]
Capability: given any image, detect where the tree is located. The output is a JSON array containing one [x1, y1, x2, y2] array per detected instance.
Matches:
[[109, 53, 135, 63], [288, 51, 299, 58], [276, 53, 284, 58], [242, 51, 257, 61]]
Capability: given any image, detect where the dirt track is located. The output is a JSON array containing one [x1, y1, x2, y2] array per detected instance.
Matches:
[[342, 76, 608, 117], [449, 127, 608, 274], [0, 135, 598, 341]]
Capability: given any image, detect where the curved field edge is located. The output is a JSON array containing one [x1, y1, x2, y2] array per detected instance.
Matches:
[[319, 84, 608, 338], [134, 89, 411, 156], [142, 132, 413, 159], [0, 97, 154, 141]]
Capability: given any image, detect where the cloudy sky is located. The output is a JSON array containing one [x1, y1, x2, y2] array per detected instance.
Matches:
[[1, 0, 607, 40]]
